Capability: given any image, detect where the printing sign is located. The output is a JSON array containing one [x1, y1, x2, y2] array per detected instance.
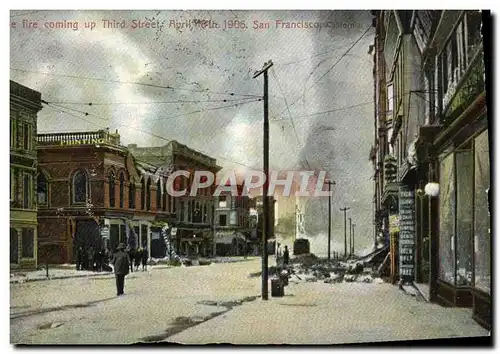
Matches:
[[398, 185, 415, 283]]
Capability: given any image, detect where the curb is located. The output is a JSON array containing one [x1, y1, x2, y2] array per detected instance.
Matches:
[[10, 272, 115, 284]]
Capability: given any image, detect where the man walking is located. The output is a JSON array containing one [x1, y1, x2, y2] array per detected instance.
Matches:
[[111, 243, 130, 296], [283, 245, 290, 266]]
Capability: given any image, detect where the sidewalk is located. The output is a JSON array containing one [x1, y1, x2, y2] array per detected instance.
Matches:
[[9, 256, 256, 284], [166, 281, 489, 344]]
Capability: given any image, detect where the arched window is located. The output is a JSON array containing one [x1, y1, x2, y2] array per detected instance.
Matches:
[[156, 179, 162, 210], [73, 170, 88, 203], [146, 179, 152, 210], [141, 178, 146, 210], [109, 171, 116, 208], [37, 172, 48, 205], [119, 172, 125, 208], [129, 181, 135, 209]]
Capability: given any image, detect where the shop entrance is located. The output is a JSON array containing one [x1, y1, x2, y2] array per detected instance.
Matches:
[[73, 220, 101, 260]]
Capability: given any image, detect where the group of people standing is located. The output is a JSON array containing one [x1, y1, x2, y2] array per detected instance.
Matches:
[[75, 245, 112, 272], [126, 246, 149, 272], [75, 244, 149, 273]]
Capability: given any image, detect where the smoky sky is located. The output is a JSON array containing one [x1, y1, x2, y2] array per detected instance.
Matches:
[[10, 9, 375, 254]]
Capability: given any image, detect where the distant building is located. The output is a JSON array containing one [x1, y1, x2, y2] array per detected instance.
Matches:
[[128, 141, 222, 257], [214, 184, 252, 256], [10, 80, 43, 269]]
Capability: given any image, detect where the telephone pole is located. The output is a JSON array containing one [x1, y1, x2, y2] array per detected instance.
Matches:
[[340, 207, 350, 259], [352, 222, 356, 256], [349, 217, 352, 258], [253, 60, 273, 301], [325, 180, 335, 260]]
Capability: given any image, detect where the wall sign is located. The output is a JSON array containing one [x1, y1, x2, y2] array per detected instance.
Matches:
[[60, 138, 107, 146], [398, 185, 415, 283]]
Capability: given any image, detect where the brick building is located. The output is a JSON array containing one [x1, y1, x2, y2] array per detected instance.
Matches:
[[10, 80, 43, 269], [127, 141, 222, 257], [36, 129, 172, 263]]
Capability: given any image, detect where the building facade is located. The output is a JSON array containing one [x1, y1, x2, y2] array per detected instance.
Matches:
[[36, 130, 170, 263], [10, 80, 43, 269], [371, 10, 490, 329], [128, 141, 221, 257], [213, 184, 252, 256]]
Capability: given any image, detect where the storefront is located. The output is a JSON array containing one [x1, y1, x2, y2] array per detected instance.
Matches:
[[434, 113, 490, 329]]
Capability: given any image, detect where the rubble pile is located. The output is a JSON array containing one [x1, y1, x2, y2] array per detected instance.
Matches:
[[287, 253, 385, 285]]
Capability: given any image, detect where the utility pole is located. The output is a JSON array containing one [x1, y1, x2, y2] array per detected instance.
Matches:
[[352, 222, 356, 256], [253, 60, 273, 301], [325, 180, 335, 260], [349, 217, 352, 258], [340, 207, 350, 259]]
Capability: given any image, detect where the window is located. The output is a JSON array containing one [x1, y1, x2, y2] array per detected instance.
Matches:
[[23, 124, 30, 151], [119, 172, 125, 208], [37, 172, 48, 205], [455, 148, 473, 286], [180, 201, 185, 221], [109, 171, 115, 208], [219, 195, 227, 208], [387, 83, 394, 112], [203, 204, 207, 223], [10, 169, 15, 202], [188, 199, 192, 222], [474, 129, 490, 294], [141, 178, 146, 210], [438, 153, 456, 284], [156, 179, 162, 211], [73, 170, 88, 203], [21, 228, 34, 258], [146, 179, 151, 210], [23, 174, 30, 209], [129, 182, 136, 209], [230, 211, 237, 225], [10, 119, 14, 148], [219, 214, 227, 226]]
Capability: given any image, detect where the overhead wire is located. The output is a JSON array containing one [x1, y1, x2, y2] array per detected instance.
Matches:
[[10, 67, 263, 98]]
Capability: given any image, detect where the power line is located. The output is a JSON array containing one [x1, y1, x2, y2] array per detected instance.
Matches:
[[44, 98, 262, 123], [272, 101, 373, 122], [45, 97, 259, 106], [312, 26, 372, 86], [43, 102, 262, 170], [272, 26, 373, 121], [271, 67, 313, 170], [10, 67, 263, 98]]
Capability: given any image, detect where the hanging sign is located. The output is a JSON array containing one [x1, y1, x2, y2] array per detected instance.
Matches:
[[398, 185, 415, 283]]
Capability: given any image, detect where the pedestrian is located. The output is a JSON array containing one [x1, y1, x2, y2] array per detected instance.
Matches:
[[141, 247, 148, 271], [76, 246, 84, 270], [283, 245, 290, 266], [111, 243, 130, 296], [127, 246, 135, 273], [81, 247, 88, 270], [87, 246, 95, 271], [135, 248, 142, 271]]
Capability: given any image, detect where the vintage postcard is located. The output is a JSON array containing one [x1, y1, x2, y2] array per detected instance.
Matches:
[[9, 8, 492, 345]]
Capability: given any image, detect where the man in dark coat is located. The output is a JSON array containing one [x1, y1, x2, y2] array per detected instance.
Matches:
[[111, 243, 130, 296], [283, 245, 290, 266], [127, 246, 135, 273], [76, 246, 84, 270], [141, 247, 148, 271]]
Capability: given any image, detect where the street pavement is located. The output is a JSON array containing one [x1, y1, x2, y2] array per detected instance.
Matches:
[[10, 257, 488, 344]]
